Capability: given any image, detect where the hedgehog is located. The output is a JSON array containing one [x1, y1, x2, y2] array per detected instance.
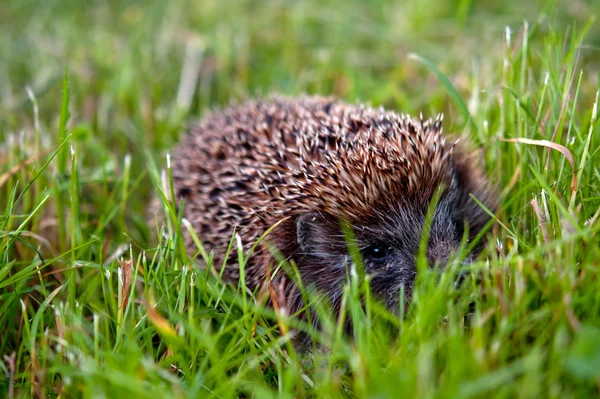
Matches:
[[153, 95, 495, 318]]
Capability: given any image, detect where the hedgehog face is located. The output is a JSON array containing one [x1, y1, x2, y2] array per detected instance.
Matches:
[[360, 183, 469, 308], [295, 173, 489, 310]]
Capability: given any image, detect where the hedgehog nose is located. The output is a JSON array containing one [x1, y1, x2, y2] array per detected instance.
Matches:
[[426, 240, 454, 267]]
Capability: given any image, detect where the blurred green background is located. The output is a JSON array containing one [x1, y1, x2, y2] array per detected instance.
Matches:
[[2, 0, 599, 146]]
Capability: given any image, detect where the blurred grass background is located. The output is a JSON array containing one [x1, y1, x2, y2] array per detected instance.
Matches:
[[2, 0, 599, 141], [1, 0, 600, 397]]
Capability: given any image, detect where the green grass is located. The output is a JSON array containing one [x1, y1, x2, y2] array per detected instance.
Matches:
[[1, 0, 600, 397]]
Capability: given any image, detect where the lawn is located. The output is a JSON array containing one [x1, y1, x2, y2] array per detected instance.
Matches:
[[1, 0, 600, 397]]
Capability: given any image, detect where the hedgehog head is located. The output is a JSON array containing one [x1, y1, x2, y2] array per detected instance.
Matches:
[[280, 115, 495, 309]]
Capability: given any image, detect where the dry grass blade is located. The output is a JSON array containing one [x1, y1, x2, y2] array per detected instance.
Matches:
[[0, 150, 51, 188], [176, 36, 205, 112], [531, 197, 550, 245], [501, 164, 521, 198], [500, 137, 577, 192], [563, 292, 581, 331], [144, 295, 178, 340], [3, 352, 16, 398], [119, 258, 133, 312], [103, 243, 130, 267]]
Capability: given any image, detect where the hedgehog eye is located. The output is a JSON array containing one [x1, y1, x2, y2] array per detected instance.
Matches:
[[362, 243, 392, 260]]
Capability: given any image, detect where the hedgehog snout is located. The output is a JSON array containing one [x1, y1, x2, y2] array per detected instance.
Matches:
[[426, 237, 458, 268]]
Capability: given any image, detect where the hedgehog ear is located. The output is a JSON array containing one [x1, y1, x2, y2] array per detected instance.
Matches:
[[296, 212, 332, 255]]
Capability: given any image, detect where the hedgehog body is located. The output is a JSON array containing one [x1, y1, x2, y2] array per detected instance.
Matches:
[[161, 95, 495, 314]]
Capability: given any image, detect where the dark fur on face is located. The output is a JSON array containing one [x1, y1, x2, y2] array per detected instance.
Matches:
[[153, 95, 496, 320], [271, 152, 493, 317]]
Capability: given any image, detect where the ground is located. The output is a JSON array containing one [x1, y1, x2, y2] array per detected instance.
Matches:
[[1, 0, 600, 397]]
